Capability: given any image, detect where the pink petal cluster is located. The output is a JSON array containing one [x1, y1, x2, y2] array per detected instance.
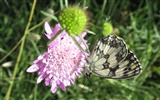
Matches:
[[27, 22, 87, 93]]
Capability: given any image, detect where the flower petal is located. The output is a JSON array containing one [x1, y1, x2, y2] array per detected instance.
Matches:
[[44, 22, 53, 39], [45, 77, 51, 86], [60, 82, 66, 91], [26, 64, 39, 72], [70, 78, 75, 84], [64, 79, 70, 86], [53, 23, 61, 35], [51, 82, 58, 93], [81, 32, 87, 37], [37, 75, 44, 83]]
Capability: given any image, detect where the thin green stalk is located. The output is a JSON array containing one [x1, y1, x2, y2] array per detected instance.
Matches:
[[31, 40, 41, 55], [47, 29, 63, 46], [28, 17, 51, 32], [64, 0, 68, 8], [5, 0, 37, 99], [78, 34, 90, 53], [60, 0, 64, 10], [71, 36, 86, 53], [0, 17, 48, 63], [42, 90, 51, 100], [34, 84, 38, 100], [101, 0, 107, 16], [83, 0, 87, 7], [0, 37, 22, 63], [98, 0, 107, 24]]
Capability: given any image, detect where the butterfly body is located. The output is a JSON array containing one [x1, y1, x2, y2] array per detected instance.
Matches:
[[86, 35, 142, 79]]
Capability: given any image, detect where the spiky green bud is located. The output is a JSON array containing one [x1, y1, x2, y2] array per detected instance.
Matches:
[[59, 6, 88, 36], [102, 22, 113, 36]]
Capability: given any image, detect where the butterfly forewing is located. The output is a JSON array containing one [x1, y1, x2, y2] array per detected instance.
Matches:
[[87, 35, 142, 79]]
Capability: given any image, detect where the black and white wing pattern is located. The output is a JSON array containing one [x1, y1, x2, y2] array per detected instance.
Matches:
[[86, 35, 142, 79]]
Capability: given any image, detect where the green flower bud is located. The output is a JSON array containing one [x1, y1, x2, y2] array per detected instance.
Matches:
[[102, 22, 113, 36], [59, 6, 88, 36]]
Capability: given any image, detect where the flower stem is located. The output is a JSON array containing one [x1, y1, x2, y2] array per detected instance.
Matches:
[[71, 36, 86, 53], [47, 29, 63, 46], [78, 34, 90, 53], [0, 17, 48, 63], [0, 37, 22, 63], [4, 0, 37, 99]]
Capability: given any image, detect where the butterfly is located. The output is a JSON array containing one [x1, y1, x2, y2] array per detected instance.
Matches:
[[85, 35, 142, 79]]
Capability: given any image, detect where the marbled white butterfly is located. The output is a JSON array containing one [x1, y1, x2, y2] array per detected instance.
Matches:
[[85, 35, 142, 79]]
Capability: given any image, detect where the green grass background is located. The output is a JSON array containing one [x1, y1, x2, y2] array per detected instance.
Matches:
[[1, 0, 160, 100]]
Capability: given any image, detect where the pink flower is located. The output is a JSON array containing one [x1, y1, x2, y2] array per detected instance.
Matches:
[[27, 22, 88, 93]]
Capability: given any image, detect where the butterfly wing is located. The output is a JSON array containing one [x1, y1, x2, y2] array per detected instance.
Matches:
[[112, 50, 142, 78], [87, 35, 141, 79]]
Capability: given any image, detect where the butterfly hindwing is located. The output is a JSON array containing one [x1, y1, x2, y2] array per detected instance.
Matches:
[[86, 35, 141, 79], [114, 50, 142, 78]]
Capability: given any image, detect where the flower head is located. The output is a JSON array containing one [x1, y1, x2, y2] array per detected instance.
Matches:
[[102, 22, 113, 36], [27, 22, 88, 93], [58, 6, 88, 36]]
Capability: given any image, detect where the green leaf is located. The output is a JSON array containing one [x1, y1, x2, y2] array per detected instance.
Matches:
[[41, 11, 58, 22], [85, 29, 96, 35]]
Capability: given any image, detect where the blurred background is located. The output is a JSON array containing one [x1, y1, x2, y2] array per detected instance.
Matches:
[[0, 0, 160, 100]]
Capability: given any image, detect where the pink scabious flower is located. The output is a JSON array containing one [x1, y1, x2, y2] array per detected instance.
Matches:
[[27, 22, 88, 93]]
